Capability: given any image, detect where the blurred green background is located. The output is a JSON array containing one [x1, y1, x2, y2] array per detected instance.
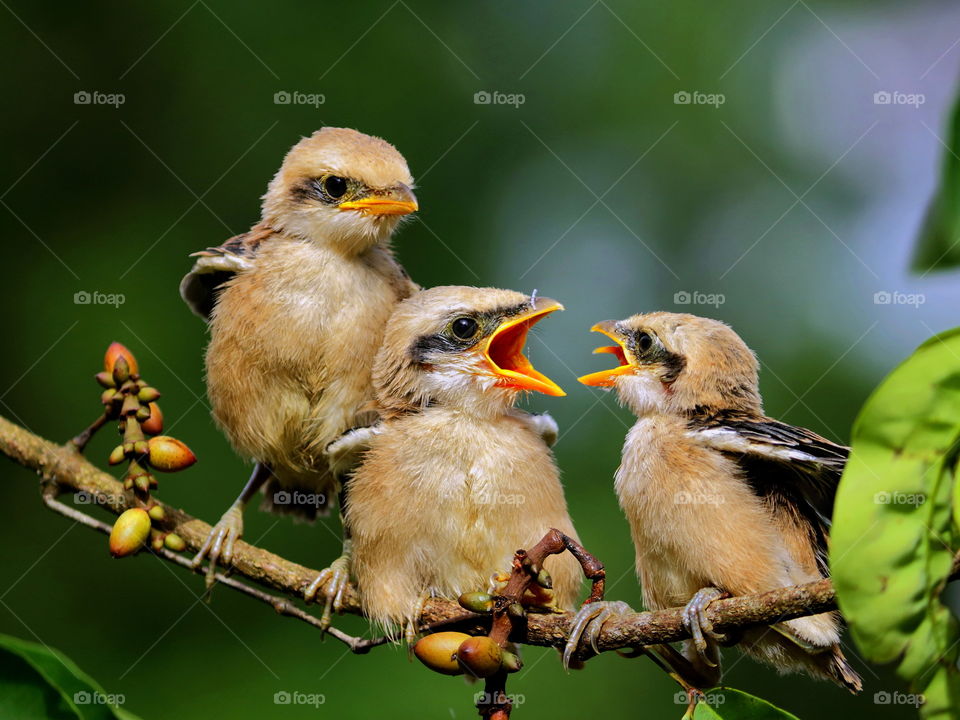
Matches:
[[1, 1, 958, 718]]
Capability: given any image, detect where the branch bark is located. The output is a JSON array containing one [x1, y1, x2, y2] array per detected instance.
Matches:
[[1, 413, 953, 659]]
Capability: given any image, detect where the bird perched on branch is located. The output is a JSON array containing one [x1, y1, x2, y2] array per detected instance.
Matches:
[[564, 312, 862, 693], [342, 286, 582, 639], [179, 127, 419, 616]]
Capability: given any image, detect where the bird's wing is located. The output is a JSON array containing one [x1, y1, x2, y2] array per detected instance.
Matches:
[[179, 222, 274, 320], [688, 416, 848, 575]]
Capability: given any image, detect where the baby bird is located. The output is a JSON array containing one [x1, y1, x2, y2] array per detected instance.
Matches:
[[344, 286, 583, 638], [565, 312, 861, 692], [180, 127, 419, 612]]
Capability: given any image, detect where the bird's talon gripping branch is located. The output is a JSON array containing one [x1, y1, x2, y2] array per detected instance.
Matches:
[[562, 600, 634, 669], [303, 548, 352, 629], [681, 587, 728, 665], [191, 505, 244, 586]]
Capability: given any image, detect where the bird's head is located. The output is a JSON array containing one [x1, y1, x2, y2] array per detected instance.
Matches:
[[374, 286, 566, 417], [262, 127, 417, 253], [578, 312, 761, 418]]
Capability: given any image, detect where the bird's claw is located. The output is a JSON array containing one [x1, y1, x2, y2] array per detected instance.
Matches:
[[562, 600, 634, 669], [681, 587, 728, 667], [191, 505, 244, 588], [404, 595, 429, 646], [304, 554, 351, 630]]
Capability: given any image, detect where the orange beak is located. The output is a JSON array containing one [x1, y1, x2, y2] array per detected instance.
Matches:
[[577, 321, 636, 387], [482, 298, 566, 397], [338, 184, 418, 216]]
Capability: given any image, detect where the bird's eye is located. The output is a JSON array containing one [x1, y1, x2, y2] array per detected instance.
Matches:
[[323, 176, 348, 199], [637, 332, 653, 353], [451, 317, 479, 340]]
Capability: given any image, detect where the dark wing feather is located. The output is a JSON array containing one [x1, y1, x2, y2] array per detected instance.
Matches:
[[689, 415, 848, 576], [179, 223, 274, 320]]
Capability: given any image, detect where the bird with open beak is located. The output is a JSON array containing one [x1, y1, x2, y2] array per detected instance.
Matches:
[[563, 312, 862, 693], [343, 286, 582, 639], [179, 127, 419, 618]]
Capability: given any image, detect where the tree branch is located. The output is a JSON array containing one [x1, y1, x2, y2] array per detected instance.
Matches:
[[1, 413, 955, 660]]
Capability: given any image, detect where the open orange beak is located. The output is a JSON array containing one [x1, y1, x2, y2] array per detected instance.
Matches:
[[577, 321, 636, 387], [338, 184, 418, 216], [483, 298, 566, 397]]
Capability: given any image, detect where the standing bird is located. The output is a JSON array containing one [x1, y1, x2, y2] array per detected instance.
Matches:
[[343, 286, 582, 638], [179, 127, 419, 614], [564, 312, 861, 693]]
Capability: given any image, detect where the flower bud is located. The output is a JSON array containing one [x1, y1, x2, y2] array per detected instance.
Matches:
[[147, 436, 196, 472], [108, 445, 126, 465], [104, 342, 138, 376], [163, 533, 186, 552], [413, 632, 469, 676], [507, 602, 525, 620], [456, 636, 503, 678], [137, 387, 161, 403], [134, 475, 151, 493], [458, 592, 494, 614], [535, 567, 553, 589], [501, 650, 523, 673], [147, 504, 165, 522], [95, 372, 115, 389], [100, 389, 117, 405], [133, 440, 149, 457], [109, 508, 151, 557], [136, 405, 152, 422], [140, 403, 163, 435], [112, 355, 131, 385]]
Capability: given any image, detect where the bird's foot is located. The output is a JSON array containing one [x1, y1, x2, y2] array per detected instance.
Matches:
[[682, 587, 729, 667], [303, 553, 352, 630], [562, 600, 634, 669], [404, 595, 429, 647], [190, 505, 244, 588]]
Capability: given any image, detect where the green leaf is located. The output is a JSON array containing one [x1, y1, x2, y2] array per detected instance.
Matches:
[[913, 90, 960, 272], [831, 328, 960, 717], [0, 633, 140, 720], [688, 688, 800, 719]]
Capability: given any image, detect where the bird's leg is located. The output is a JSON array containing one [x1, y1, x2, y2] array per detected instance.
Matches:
[[681, 587, 729, 667], [191, 462, 271, 587], [303, 536, 353, 630], [404, 593, 430, 646], [562, 600, 634, 669], [303, 482, 354, 629]]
